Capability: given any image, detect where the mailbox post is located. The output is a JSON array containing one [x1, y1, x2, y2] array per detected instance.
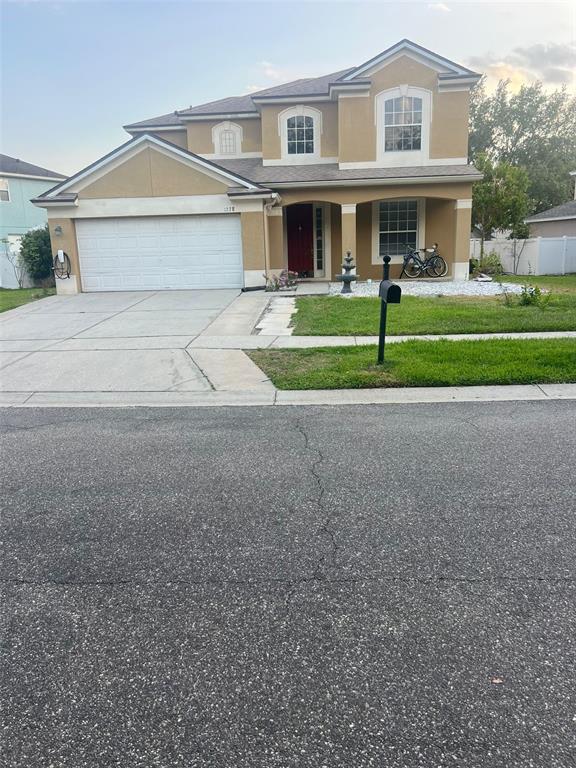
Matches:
[[377, 254, 401, 364]]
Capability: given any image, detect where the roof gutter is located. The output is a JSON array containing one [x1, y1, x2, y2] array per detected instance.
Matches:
[[264, 174, 483, 189]]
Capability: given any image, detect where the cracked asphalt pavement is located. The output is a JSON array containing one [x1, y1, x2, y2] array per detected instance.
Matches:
[[1, 402, 575, 767]]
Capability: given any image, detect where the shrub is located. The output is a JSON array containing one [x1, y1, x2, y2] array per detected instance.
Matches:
[[19, 225, 53, 282], [265, 269, 298, 292], [519, 284, 551, 309], [478, 252, 504, 276]]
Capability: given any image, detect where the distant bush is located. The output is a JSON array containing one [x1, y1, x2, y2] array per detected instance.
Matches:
[[19, 225, 53, 282], [519, 284, 551, 309], [478, 252, 504, 276]]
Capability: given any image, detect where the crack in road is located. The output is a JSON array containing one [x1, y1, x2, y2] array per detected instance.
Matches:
[[284, 419, 340, 608]]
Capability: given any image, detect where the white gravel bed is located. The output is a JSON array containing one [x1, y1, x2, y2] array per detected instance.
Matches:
[[329, 279, 525, 297]]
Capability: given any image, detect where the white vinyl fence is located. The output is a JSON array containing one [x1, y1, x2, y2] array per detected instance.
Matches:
[[470, 237, 576, 276]]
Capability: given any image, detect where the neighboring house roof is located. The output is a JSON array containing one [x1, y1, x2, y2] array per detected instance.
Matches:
[[0, 153, 65, 181], [217, 158, 482, 187], [124, 39, 481, 130], [525, 200, 576, 223]]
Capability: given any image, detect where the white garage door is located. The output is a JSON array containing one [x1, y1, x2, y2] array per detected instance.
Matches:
[[76, 215, 243, 291]]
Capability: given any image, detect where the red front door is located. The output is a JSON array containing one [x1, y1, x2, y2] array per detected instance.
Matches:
[[287, 204, 314, 276]]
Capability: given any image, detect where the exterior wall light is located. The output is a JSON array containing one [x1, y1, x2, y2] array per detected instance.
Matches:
[[54, 225, 63, 236]]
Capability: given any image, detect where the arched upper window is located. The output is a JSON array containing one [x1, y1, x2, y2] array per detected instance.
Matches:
[[212, 121, 243, 157], [279, 106, 322, 163], [376, 86, 431, 166], [287, 115, 314, 155], [383, 95, 422, 152]]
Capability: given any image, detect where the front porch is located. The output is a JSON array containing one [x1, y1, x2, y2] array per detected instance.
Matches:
[[265, 188, 473, 282]]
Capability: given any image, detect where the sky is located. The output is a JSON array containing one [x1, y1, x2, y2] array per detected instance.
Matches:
[[1, 0, 575, 175]]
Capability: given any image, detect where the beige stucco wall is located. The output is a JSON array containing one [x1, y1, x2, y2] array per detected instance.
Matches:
[[261, 103, 339, 160], [529, 220, 576, 237], [186, 119, 262, 155], [150, 130, 188, 149], [278, 181, 473, 207], [47, 217, 82, 291], [241, 211, 266, 271], [79, 147, 230, 198], [338, 56, 470, 163], [267, 214, 285, 270]]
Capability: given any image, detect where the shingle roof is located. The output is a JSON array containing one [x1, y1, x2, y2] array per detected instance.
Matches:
[[125, 40, 480, 129], [216, 158, 481, 186], [0, 153, 65, 179], [525, 200, 576, 222]]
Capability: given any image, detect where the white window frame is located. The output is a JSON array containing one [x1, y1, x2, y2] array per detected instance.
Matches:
[[375, 86, 431, 167], [371, 199, 426, 264], [211, 121, 243, 158], [0, 178, 10, 202], [279, 105, 322, 164]]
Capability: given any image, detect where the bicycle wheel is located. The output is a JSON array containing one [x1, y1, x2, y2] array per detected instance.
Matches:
[[402, 257, 422, 278], [53, 253, 71, 279], [426, 255, 447, 278]]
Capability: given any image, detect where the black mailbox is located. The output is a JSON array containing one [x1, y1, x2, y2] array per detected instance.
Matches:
[[379, 279, 401, 304], [377, 255, 401, 364]]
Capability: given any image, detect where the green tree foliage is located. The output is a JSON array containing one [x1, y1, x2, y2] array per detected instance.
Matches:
[[469, 79, 576, 213], [19, 225, 53, 281], [472, 155, 531, 255]]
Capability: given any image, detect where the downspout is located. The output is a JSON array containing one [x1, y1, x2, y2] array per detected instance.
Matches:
[[264, 193, 281, 278]]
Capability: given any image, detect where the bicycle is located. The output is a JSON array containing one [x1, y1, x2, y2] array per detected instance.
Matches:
[[53, 251, 71, 280], [400, 243, 447, 278]]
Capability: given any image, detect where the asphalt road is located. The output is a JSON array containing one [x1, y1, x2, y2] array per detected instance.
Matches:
[[1, 402, 575, 768]]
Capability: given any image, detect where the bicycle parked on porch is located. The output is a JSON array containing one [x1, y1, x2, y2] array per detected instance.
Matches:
[[400, 243, 448, 278]]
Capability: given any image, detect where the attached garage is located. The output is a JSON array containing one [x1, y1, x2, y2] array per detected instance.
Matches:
[[33, 135, 273, 295], [76, 215, 243, 292]]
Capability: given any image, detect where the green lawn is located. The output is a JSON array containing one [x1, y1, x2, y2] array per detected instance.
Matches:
[[249, 338, 576, 390], [293, 288, 576, 336], [500, 274, 576, 293], [0, 287, 55, 314]]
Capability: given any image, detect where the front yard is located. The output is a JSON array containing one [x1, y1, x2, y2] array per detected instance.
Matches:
[[292, 276, 576, 336], [249, 338, 576, 390], [0, 287, 55, 314]]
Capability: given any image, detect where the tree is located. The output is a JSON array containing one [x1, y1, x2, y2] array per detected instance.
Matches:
[[472, 155, 531, 257], [470, 79, 576, 213], [19, 225, 53, 282], [1, 238, 27, 288]]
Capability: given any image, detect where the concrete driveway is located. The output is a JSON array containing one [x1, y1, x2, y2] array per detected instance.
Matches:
[[0, 290, 242, 395]]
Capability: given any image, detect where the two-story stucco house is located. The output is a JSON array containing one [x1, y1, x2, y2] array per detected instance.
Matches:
[[1, 154, 65, 288], [33, 39, 482, 294]]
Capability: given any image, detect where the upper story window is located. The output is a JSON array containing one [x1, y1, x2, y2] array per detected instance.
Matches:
[[279, 106, 322, 164], [384, 96, 422, 152], [376, 86, 431, 166], [212, 121, 242, 157], [287, 115, 314, 155], [219, 129, 237, 155], [0, 179, 10, 202]]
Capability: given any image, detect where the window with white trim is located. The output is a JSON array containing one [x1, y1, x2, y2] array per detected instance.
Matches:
[[287, 115, 314, 155], [212, 121, 242, 157], [279, 106, 321, 162], [219, 129, 237, 155], [378, 200, 419, 256], [384, 96, 422, 152], [0, 179, 9, 202]]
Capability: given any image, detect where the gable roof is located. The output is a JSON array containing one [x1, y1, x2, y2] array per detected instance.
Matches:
[[0, 153, 65, 181], [525, 200, 576, 223], [339, 38, 479, 81], [33, 134, 265, 203], [124, 39, 480, 130]]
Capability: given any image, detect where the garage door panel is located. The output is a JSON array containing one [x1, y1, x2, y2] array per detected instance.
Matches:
[[76, 215, 243, 292]]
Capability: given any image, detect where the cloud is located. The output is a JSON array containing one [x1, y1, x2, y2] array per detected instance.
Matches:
[[428, 3, 451, 12], [468, 42, 575, 92]]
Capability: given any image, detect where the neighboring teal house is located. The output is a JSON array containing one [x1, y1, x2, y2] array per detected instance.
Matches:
[[1, 153, 65, 287]]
